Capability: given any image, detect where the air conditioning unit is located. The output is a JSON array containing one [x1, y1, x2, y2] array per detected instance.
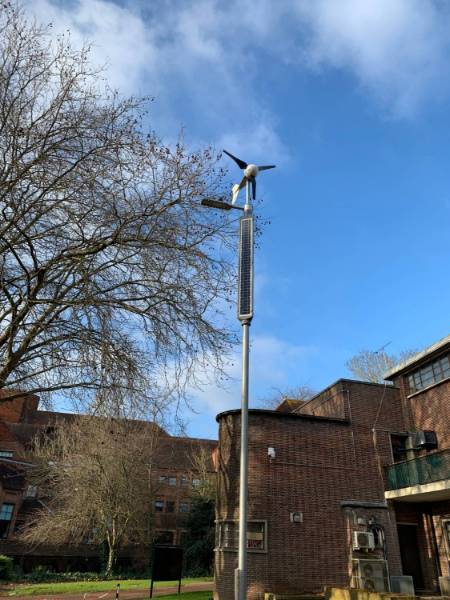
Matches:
[[412, 430, 438, 450], [352, 559, 389, 592], [353, 530, 375, 551]]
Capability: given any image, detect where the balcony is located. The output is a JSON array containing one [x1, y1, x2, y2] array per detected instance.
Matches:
[[385, 448, 450, 502]]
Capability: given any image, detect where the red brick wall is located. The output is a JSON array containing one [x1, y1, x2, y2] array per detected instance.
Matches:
[[0, 394, 39, 424], [391, 374, 450, 452], [215, 406, 403, 600]]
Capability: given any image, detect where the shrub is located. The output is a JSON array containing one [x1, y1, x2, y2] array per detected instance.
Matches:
[[0, 555, 14, 581]]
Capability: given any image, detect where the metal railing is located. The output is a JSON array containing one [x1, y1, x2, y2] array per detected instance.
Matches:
[[385, 448, 450, 490]]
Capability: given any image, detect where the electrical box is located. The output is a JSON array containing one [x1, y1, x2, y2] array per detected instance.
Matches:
[[290, 512, 303, 523]]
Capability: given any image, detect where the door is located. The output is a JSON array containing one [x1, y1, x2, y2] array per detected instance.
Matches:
[[397, 524, 424, 590]]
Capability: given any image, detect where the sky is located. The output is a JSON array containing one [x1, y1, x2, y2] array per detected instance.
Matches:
[[25, 0, 450, 439]]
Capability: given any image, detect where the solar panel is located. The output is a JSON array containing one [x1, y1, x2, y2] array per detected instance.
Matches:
[[238, 216, 254, 321]]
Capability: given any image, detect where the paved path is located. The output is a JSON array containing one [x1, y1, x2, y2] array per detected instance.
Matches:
[[0, 581, 214, 600]]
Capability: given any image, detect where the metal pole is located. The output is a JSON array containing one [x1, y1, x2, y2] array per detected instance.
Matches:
[[235, 180, 252, 600]]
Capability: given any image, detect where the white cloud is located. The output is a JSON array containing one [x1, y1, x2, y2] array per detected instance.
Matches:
[[25, 0, 450, 146], [292, 0, 450, 116], [189, 334, 314, 417], [27, 0, 158, 95], [23, 0, 288, 159]]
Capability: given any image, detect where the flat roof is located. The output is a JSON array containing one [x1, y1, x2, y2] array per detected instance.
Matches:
[[216, 407, 349, 425], [294, 377, 398, 413], [384, 333, 450, 379]]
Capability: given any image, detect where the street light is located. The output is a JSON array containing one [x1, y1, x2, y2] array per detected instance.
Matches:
[[202, 150, 275, 600], [201, 198, 243, 211]]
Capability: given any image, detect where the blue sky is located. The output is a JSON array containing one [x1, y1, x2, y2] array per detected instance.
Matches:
[[26, 0, 450, 438]]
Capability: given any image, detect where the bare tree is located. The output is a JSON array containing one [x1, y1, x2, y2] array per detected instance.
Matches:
[[258, 384, 316, 409], [22, 415, 161, 574], [346, 349, 418, 383], [0, 5, 236, 410], [190, 444, 216, 501]]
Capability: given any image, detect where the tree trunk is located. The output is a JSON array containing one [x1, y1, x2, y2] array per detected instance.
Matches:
[[105, 542, 116, 576]]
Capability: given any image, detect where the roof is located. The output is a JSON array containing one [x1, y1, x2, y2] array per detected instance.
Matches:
[[384, 333, 450, 379], [293, 377, 398, 413], [216, 407, 349, 425], [275, 398, 306, 413]]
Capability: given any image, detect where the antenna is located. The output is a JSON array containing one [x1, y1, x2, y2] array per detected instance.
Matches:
[[374, 341, 392, 354]]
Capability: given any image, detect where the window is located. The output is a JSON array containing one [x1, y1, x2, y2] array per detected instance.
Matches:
[[179, 502, 189, 513], [155, 500, 164, 512], [166, 500, 175, 513], [0, 503, 14, 539], [158, 475, 167, 484], [192, 478, 201, 488], [443, 520, 450, 558], [155, 530, 174, 545], [390, 434, 408, 462], [168, 476, 177, 486], [216, 520, 267, 552], [407, 355, 450, 394], [180, 475, 189, 486], [0, 451, 13, 458]]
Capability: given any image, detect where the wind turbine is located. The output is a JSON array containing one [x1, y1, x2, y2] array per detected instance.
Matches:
[[201, 149, 276, 600], [223, 149, 275, 204]]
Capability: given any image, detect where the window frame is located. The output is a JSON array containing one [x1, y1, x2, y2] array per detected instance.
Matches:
[[0, 503, 15, 539], [216, 519, 268, 553], [154, 529, 175, 545], [407, 354, 450, 395]]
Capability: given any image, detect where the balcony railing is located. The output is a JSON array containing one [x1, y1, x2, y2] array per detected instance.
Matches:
[[385, 448, 450, 491]]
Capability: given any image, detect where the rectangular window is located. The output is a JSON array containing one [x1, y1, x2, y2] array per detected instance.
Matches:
[[407, 354, 450, 394], [155, 530, 174, 545], [158, 475, 167, 484], [180, 475, 189, 486], [0, 503, 14, 539], [217, 520, 267, 552], [155, 500, 164, 512], [192, 478, 201, 488], [0, 451, 13, 458], [166, 500, 175, 513], [179, 502, 189, 513], [168, 476, 177, 486]]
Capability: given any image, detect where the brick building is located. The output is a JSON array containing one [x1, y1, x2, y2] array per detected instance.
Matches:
[[0, 393, 216, 571], [215, 334, 450, 599]]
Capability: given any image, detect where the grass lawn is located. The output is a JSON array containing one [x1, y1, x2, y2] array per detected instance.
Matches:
[[6, 577, 213, 596]]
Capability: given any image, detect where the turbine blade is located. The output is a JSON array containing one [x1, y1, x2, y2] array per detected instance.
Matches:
[[258, 165, 276, 171], [231, 184, 240, 205], [223, 149, 248, 170], [231, 177, 247, 204], [251, 178, 256, 200]]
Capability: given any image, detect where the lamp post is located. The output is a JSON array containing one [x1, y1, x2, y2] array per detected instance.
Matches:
[[202, 151, 274, 600]]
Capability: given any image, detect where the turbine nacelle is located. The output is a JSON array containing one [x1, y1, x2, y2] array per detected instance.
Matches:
[[223, 149, 275, 204], [244, 164, 259, 178]]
